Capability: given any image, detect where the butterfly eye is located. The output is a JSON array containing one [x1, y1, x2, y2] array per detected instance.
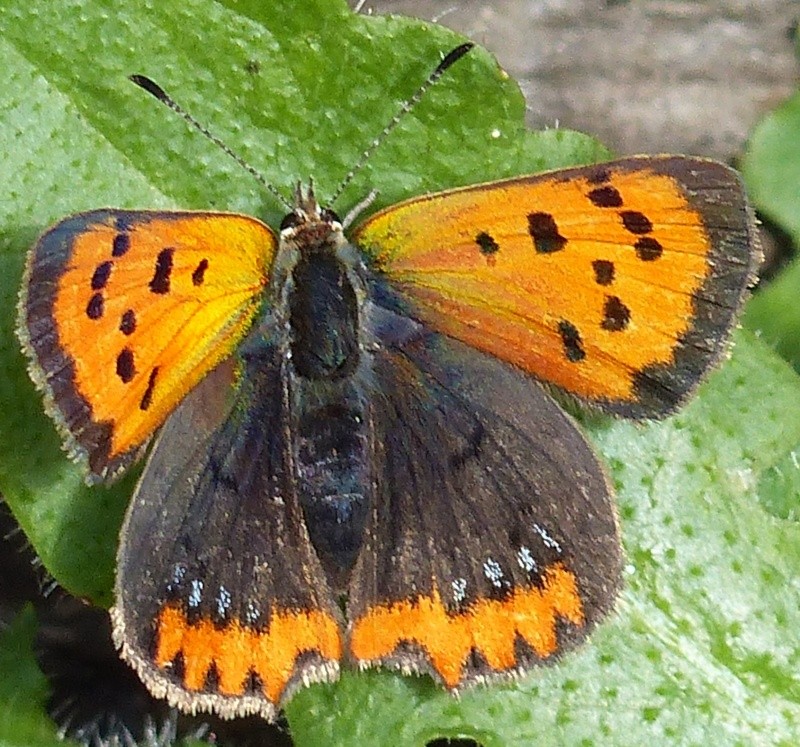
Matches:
[[320, 208, 342, 224], [279, 212, 303, 231]]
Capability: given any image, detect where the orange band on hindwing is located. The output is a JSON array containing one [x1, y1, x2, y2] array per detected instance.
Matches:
[[349, 563, 585, 687], [155, 603, 342, 703]]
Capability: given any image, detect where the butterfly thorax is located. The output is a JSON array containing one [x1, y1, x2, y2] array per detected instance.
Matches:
[[277, 187, 371, 584]]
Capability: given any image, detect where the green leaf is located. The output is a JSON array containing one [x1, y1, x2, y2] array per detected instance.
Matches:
[[1, 1, 798, 745], [0, 606, 69, 747], [741, 89, 800, 370]]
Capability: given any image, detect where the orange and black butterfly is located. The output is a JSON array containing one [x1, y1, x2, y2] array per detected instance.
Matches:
[[17, 44, 759, 720]]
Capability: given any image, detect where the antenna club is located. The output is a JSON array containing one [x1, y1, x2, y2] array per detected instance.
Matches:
[[328, 42, 475, 207], [436, 43, 475, 75], [129, 74, 169, 102], [128, 74, 292, 211]]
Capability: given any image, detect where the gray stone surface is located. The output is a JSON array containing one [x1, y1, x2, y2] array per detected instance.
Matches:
[[367, 0, 798, 161]]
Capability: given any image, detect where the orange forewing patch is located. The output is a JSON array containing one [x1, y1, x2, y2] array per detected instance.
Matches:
[[354, 163, 710, 407], [46, 212, 274, 466], [156, 604, 342, 703], [348, 563, 584, 687]]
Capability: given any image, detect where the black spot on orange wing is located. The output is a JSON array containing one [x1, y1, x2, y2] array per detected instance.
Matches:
[[620, 211, 653, 235], [528, 213, 567, 254], [587, 186, 623, 208], [601, 296, 631, 331], [120, 309, 137, 336], [117, 348, 136, 383], [86, 293, 104, 320], [140, 367, 159, 411], [112, 233, 130, 257], [475, 232, 499, 256], [558, 320, 586, 362], [192, 259, 209, 286], [150, 248, 174, 294], [635, 237, 663, 261], [592, 259, 615, 286], [91, 261, 113, 290]]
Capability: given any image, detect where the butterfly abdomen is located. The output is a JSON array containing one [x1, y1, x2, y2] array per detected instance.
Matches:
[[286, 244, 371, 581]]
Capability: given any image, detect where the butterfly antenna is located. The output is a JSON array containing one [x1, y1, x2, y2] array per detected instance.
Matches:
[[129, 74, 293, 211], [328, 42, 475, 207]]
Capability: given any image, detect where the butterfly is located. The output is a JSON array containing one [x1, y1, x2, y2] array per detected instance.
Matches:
[[17, 43, 759, 720]]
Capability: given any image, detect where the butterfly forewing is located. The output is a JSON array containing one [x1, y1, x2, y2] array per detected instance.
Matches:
[[352, 156, 759, 417], [19, 210, 276, 479]]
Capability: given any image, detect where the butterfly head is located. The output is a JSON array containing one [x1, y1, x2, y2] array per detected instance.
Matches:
[[279, 182, 344, 254]]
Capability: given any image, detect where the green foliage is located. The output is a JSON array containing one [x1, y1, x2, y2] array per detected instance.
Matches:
[[0, 608, 66, 747], [742, 89, 800, 373]]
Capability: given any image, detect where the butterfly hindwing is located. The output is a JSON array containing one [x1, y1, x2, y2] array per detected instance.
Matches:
[[346, 304, 621, 686], [111, 341, 342, 721], [19, 209, 276, 479], [353, 156, 759, 418]]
